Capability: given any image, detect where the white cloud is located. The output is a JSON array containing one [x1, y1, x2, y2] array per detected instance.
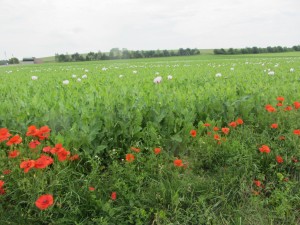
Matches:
[[0, 0, 299, 59]]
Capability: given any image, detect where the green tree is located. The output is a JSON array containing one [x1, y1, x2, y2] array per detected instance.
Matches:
[[267, 46, 274, 53], [191, 48, 200, 55], [163, 50, 170, 57], [86, 52, 96, 61], [178, 48, 186, 56], [122, 48, 131, 59], [96, 51, 103, 60], [292, 45, 300, 51], [109, 48, 122, 59], [227, 48, 234, 54], [57, 54, 70, 62], [8, 57, 19, 64], [252, 47, 259, 54]]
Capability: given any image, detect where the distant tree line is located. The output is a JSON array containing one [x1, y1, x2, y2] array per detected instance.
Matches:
[[213, 45, 300, 55], [54, 48, 200, 62], [0, 58, 20, 65]]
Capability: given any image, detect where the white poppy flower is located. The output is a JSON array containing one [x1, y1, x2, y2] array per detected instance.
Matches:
[[77, 78, 81, 82], [119, 75, 123, 78], [167, 75, 173, 80], [268, 71, 275, 76], [153, 76, 162, 84], [133, 70, 137, 74], [85, 69, 89, 72], [82, 74, 87, 79], [290, 68, 295, 72], [215, 73, 222, 77], [62, 80, 70, 85], [102, 67, 108, 71], [72, 74, 77, 78], [31, 76, 38, 80], [230, 68, 234, 71]]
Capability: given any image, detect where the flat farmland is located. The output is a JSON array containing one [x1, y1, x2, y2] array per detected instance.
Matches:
[[1, 53, 300, 224]]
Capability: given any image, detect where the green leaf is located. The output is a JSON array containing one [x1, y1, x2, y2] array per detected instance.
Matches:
[[94, 145, 108, 154], [171, 134, 182, 143]]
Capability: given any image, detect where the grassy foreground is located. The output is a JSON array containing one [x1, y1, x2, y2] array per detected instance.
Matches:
[[1, 53, 300, 224]]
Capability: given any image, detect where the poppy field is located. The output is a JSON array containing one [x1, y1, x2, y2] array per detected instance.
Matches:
[[1, 53, 300, 224]]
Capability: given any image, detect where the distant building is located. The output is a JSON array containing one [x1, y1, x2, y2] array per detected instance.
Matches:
[[22, 57, 35, 64], [21, 57, 43, 64], [34, 58, 43, 64]]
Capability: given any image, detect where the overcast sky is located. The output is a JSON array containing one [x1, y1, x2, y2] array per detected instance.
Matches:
[[0, 0, 299, 59]]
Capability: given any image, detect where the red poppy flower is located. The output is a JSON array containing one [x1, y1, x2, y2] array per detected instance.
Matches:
[[174, 159, 184, 167], [43, 146, 52, 153], [203, 123, 210, 127], [265, 104, 276, 112], [29, 140, 41, 149], [221, 127, 230, 135], [213, 127, 219, 131], [0, 180, 5, 196], [154, 148, 161, 155], [259, 145, 270, 154], [6, 135, 22, 146], [294, 130, 300, 136], [294, 101, 300, 109], [284, 106, 293, 111], [35, 194, 54, 210], [57, 148, 70, 161], [276, 102, 283, 107], [34, 155, 53, 169], [20, 160, 35, 173], [8, 150, 20, 158], [207, 132, 211, 136], [27, 125, 51, 140], [0, 180, 4, 188], [276, 96, 284, 102], [39, 126, 51, 135], [236, 118, 244, 125], [2, 170, 11, 175], [270, 124, 278, 129], [0, 128, 12, 142], [0, 188, 5, 195], [111, 192, 117, 200], [229, 122, 237, 128], [89, 186, 95, 191], [125, 153, 135, 162], [214, 134, 221, 141], [253, 180, 261, 187], [130, 147, 140, 153], [26, 125, 39, 137], [276, 156, 283, 164], [190, 129, 197, 137], [50, 143, 64, 155], [69, 154, 80, 161]]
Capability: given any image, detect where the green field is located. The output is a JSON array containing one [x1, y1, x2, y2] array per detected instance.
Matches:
[[1, 53, 300, 224]]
